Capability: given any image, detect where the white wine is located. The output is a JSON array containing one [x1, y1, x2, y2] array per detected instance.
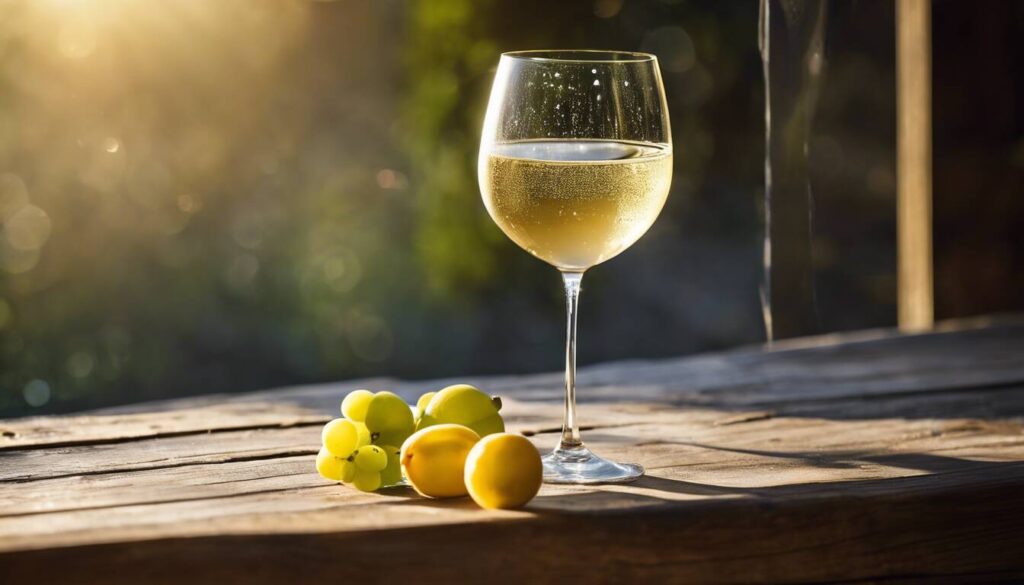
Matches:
[[480, 52, 669, 484], [481, 140, 672, 271]]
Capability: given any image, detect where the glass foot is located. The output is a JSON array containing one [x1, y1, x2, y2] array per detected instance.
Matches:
[[542, 444, 644, 484]]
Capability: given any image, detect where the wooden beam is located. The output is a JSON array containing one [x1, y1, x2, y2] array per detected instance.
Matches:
[[897, 0, 934, 331]]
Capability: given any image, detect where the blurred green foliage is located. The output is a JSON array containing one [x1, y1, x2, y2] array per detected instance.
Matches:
[[0, 0, 914, 417], [404, 0, 502, 295]]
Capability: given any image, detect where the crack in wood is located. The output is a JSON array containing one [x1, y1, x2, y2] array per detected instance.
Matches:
[[0, 483, 328, 519], [0, 449, 321, 485], [713, 411, 775, 426], [0, 420, 328, 453]]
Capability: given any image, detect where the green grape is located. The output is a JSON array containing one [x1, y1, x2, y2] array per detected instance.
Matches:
[[341, 389, 374, 422], [321, 418, 358, 457], [375, 428, 414, 449], [364, 391, 415, 445], [354, 445, 388, 472], [415, 392, 436, 415], [340, 459, 357, 483], [315, 447, 346, 481], [353, 421, 371, 446], [379, 445, 403, 487], [351, 467, 382, 492]]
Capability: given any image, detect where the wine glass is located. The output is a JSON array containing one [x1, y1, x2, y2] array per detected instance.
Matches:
[[478, 50, 672, 484]]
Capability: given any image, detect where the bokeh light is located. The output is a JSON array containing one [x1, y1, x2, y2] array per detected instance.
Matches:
[[23, 379, 51, 407], [5, 205, 52, 251]]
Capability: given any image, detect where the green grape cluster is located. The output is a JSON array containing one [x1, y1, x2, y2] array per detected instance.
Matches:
[[315, 385, 505, 493], [315, 389, 412, 492]]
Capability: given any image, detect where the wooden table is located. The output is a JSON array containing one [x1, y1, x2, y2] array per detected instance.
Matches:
[[2, 317, 1023, 584]]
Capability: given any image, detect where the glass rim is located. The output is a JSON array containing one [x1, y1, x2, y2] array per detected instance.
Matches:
[[501, 50, 657, 64]]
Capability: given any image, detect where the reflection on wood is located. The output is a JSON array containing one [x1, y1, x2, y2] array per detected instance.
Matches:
[[897, 0, 934, 331]]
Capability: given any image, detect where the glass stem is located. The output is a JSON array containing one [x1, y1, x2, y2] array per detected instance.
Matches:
[[559, 270, 584, 450]]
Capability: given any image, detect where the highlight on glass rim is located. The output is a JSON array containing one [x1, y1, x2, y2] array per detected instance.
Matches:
[[1, 1, 1022, 582]]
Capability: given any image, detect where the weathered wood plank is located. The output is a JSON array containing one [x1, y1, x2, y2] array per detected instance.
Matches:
[[1, 400, 1021, 547], [0, 403, 327, 451], [0, 426, 320, 483]]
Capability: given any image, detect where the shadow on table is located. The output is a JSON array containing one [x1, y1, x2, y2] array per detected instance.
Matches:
[[656, 441, 1014, 474], [528, 445, 1024, 513], [375, 442, 1023, 515]]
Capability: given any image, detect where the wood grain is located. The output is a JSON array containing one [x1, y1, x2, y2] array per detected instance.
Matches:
[[0, 402, 327, 451], [0, 317, 1022, 583]]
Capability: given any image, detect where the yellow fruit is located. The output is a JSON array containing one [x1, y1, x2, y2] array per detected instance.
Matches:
[[353, 421, 371, 446], [321, 418, 358, 457], [315, 447, 348, 481], [379, 445, 403, 487], [351, 467, 381, 492], [418, 384, 504, 438], [414, 391, 436, 423], [340, 459, 357, 483], [341, 389, 374, 421], [400, 424, 480, 498], [464, 433, 542, 510], [416, 391, 436, 413]]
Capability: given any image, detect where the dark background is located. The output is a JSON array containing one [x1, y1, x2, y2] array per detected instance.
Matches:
[[0, 0, 1021, 417]]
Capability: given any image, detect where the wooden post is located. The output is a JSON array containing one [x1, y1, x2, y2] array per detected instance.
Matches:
[[896, 0, 934, 331]]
